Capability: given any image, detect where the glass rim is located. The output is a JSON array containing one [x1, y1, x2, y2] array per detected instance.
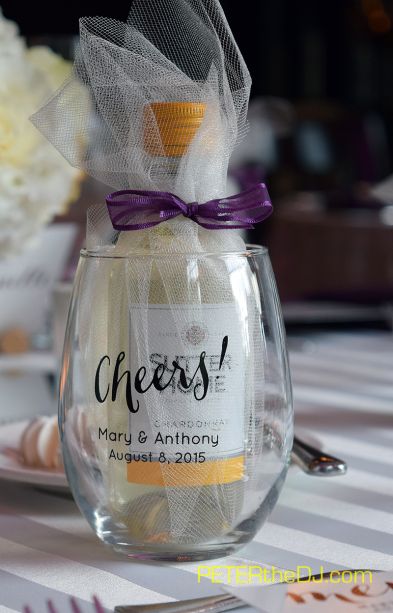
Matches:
[[80, 243, 268, 260]]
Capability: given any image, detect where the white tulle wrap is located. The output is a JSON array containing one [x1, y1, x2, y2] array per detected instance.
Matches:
[[33, 0, 266, 544], [31, 0, 251, 198]]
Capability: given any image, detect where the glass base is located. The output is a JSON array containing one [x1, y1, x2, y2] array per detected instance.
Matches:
[[85, 466, 289, 562], [110, 540, 247, 562]]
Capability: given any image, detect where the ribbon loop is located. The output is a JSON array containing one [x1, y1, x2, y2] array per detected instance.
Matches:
[[106, 183, 272, 231]]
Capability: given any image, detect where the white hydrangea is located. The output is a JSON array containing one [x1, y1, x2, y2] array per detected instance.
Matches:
[[0, 9, 82, 258]]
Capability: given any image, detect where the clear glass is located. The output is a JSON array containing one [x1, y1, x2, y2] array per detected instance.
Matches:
[[59, 245, 293, 561]]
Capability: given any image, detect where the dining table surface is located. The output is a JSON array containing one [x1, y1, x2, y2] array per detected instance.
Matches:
[[0, 330, 392, 612]]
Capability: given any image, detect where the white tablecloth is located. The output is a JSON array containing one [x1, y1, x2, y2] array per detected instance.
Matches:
[[0, 332, 392, 612]]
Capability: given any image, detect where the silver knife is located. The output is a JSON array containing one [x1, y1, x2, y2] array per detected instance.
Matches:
[[292, 436, 347, 476]]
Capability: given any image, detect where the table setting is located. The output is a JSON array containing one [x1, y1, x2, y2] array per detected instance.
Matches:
[[0, 0, 392, 611], [0, 331, 392, 612]]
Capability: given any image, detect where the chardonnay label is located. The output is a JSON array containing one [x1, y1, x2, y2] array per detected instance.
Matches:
[[126, 303, 245, 485]]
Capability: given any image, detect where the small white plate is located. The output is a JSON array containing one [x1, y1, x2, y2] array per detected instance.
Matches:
[[0, 420, 68, 490]]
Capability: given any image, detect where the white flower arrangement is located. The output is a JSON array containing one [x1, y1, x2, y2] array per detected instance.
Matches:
[[0, 9, 82, 258]]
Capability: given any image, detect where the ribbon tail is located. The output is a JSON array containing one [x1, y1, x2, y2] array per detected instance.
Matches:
[[192, 215, 256, 230]]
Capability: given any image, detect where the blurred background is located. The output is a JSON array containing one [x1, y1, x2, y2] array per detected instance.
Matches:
[[0, 0, 392, 396]]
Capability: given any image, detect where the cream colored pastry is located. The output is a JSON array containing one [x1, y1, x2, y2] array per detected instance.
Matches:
[[20, 416, 63, 469]]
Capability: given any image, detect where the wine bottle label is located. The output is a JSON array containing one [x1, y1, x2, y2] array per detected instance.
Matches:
[[126, 303, 245, 486]]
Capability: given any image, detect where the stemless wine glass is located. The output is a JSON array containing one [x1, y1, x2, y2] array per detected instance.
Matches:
[[59, 245, 293, 561]]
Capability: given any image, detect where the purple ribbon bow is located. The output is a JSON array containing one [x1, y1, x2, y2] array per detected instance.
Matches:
[[106, 183, 272, 231]]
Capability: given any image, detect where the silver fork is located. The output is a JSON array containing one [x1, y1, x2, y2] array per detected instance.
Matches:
[[23, 595, 106, 613]]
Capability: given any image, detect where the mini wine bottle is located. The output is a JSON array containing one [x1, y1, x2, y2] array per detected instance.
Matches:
[[102, 102, 261, 544]]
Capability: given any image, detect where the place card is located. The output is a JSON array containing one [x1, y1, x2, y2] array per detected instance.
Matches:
[[0, 223, 77, 335], [223, 570, 393, 612]]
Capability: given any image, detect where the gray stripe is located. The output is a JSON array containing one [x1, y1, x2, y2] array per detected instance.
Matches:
[[291, 371, 393, 401], [294, 386, 393, 412], [296, 384, 393, 407], [0, 508, 219, 601], [239, 540, 349, 574], [376, 431, 393, 446], [290, 477, 393, 512], [0, 568, 110, 612], [294, 339, 393, 363], [291, 354, 393, 376], [333, 453, 393, 481], [271, 506, 393, 557], [290, 355, 393, 383], [295, 409, 393, 449], [0, 481, 76, 516], [324, 430, 393, 450]]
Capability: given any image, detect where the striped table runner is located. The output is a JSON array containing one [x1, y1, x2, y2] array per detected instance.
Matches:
[[0, 331, 392, 612]]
